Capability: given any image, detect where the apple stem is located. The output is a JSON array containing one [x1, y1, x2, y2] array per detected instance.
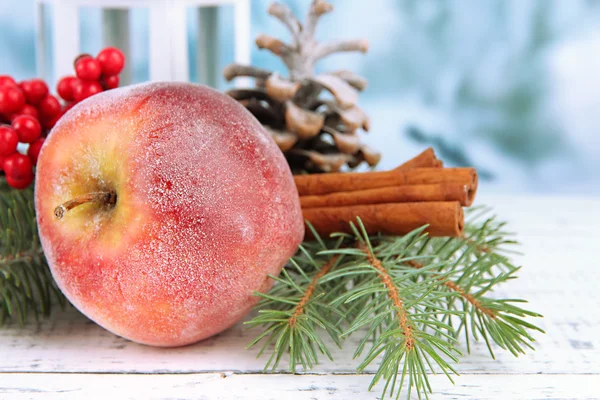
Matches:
[[54, 191, 117, 220]]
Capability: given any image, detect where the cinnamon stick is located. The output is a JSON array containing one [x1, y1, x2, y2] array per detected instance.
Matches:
[[300, 182, 472, 208], [294, 167, 478, 198], [303, 202, 464, 239], [396, 147, 443, 171]]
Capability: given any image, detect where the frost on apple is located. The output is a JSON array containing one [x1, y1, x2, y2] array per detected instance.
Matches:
[[35, 82, 305, 347]]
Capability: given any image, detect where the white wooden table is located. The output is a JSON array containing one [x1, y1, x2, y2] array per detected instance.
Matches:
[[1, 195, 599, 399]]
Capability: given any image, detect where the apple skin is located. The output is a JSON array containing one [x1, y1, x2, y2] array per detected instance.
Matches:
[[35, 82, 304, 347]]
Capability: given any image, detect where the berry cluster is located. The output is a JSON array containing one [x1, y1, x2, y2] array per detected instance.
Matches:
[[0, 47, 125, 189], [58, 47, 124, 104]]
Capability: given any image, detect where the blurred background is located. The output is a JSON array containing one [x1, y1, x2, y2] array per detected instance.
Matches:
[[1, 0, 599, 195]]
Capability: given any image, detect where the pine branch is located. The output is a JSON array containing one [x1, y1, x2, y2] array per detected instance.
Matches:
[[0, 178, 65, 325], [359, 241, 415, 351], [398, 208, 544, 358], [247, 208, 543, 399], [443, 279, 495, 319], [288, 254, 339, 327], [245, 232, 347, 372], [324, 222, 461, 399]]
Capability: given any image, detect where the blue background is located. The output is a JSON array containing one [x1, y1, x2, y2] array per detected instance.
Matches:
[[1, 0, 599, 195]]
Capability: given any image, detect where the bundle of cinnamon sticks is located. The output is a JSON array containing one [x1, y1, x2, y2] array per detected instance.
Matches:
[[295, 148, 478, 239]]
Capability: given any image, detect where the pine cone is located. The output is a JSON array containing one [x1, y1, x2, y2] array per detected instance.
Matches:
[[223, 0, 380, 174]]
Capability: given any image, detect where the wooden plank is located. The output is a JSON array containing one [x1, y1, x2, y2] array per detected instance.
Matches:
[[0, 373, 599, 399], [1, 295, 598, 375], [0, 196, 598, 381]]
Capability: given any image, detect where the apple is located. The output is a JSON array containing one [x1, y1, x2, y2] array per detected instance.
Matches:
[[35, 82, 304, 347]]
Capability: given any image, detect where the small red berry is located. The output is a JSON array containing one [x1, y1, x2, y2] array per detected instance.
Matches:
[[11, 104, 39, 120], [0, 85, 26, 114], [73, 53, 92, 67], [27, 137, 45, 165], [0, 75, 17, 87], [5, 171, 34, 189], [57, 76, 78, 101], [75, 56, 102, 81], [19, 79, 49, 105], [41, 111, 64, 131], [72, 79, 84, 102], [102, 75, 119, 90], [38, 94, 61, 118], [3, 152, 33, 179], [0, 125, 19, 156], [12, 115, 42, 143], [74, 80, 103, 102], [96, 47, 125, 76]]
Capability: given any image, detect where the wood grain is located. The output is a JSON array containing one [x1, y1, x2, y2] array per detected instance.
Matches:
[[1, 195, 599, 398], [1, 373, 599, 399]]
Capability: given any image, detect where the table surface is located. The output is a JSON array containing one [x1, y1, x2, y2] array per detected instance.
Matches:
[[1, 195, 599, 399]]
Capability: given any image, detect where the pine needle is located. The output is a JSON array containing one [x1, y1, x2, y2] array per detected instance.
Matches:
[[0, 178, 65, 326]]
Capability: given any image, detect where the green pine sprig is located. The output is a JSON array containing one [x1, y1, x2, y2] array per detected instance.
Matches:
[[0, 178, 65, 325], [405, 208, 545, 358], [245, 234, 347, 372], [246, 211, 544, 399]]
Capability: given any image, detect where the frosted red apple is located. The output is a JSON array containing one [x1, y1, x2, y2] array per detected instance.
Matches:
[[35, 82, 304, 347]]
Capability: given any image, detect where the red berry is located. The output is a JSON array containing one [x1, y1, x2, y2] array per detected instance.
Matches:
[[38, 94, 61, 118], [96, 47, 125, 76], [41, 111, 64, 131], [27, 138, 45, 165], [75, 56, 102, 81], [0, 85, 26, 114], [0, 125, 19, 156], [73, 53, 92, 67], [3, 152, 32, 179], [71, 79, 82, 97], [5, 172, 34, 189], [74, 81, 103, 102], [72, 79, 84, 101], [19, 79, 49, 105], [57, 76, 78, 101], [102, 75, 119, 90], [11, 104, 39, 120], [12, 115, 41, 143], [0, 75, 17, 87]]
